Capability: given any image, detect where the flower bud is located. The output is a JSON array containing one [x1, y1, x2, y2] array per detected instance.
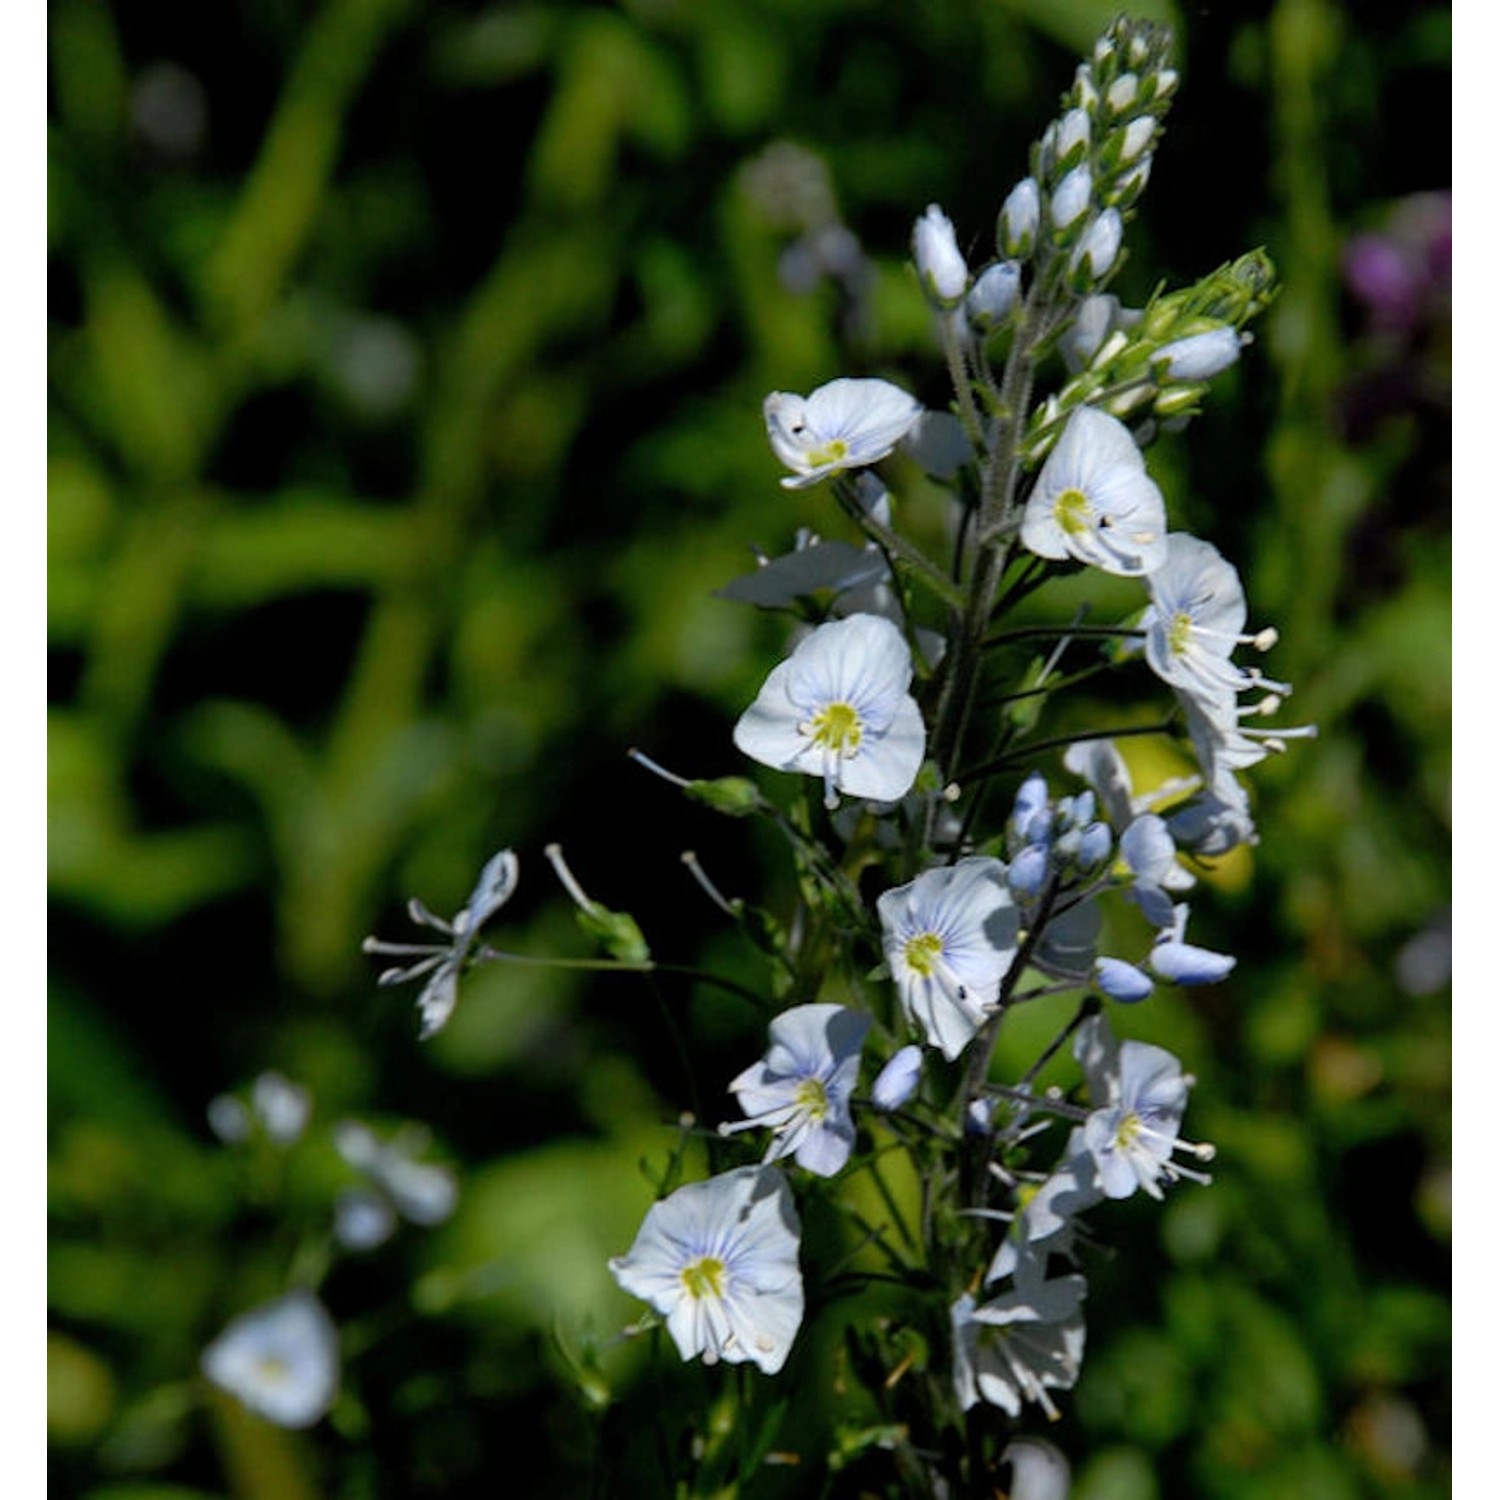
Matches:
[[912, 203, 969, 306], [1050, 166, 1093, 232], [1001, 1438, 1072, 1500], [966, 259, 1022, 331], [1077, 821, 1113, 869], [1069, 208, 1122, 284], [1118, 115, 1155, 165], [1155, 327, 1242, 381], [1095, 957, 1154, 1003], [871, 1045, 923, 1111], [1055, 107, 1091, 168], [998, 177, 1041, 259], [1008, 844, 1050, 898], [1106, 73, 1139, 114]]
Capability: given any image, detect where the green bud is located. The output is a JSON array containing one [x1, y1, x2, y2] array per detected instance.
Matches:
[[575, 904, 651, 965], [686, 776, 767, 817]]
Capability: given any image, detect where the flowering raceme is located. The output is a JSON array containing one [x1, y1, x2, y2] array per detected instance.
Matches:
[[326, 14, 1309, 1491]]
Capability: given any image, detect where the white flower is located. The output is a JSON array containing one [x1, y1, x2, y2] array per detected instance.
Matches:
[[335, 1121, 458, 1226], [363, 848, 520, 1038], [723, 1003, 871, 1177], [912, 203, 969, 304], [1141, 533, 1253, 700], [333, 1188, 397, 1251], [877, 857, 1019, 1061], [201, 1291, 339, 1429], [733, 613, 926, 810], [763, 377, 922, 490], [610, 1166, 804, 1374], [1075, 1013, 1208, 1200], [952, 1252, 1087, 1418], [251, 1071, 312, 1145], [1021, 405, 1167, 576]]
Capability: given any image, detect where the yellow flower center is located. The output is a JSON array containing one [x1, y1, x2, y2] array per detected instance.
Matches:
[[680, 1255, 727, 1302], [254, 1356, 291, 1386], [803, 437, 851, 469], [1167, 611, 1194, 657], [903, 931, 944, 977], [1113, 1112, 1143, 1151], [809, 701, 863, 756], [1053, 486, 1093, 535], [794, 1077, 829, 1121]]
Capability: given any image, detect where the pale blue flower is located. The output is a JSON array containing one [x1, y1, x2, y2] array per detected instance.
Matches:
[[1119, 813, 1194, 928], [335, 1121, 458, 1227], [764, 377, 922, 490], [1020, 406, 1168, 576], [1141, 534, 1255, 701], [723, 1004, 870, 1176], [871, 1044, 923, 1111], [986, 1142, 1101, 1284], [363, 849, 520, 1038], [733, 613, 926, 809], [201, 1291, 339, 1429], [952, 1252, 1087, 1418], [715, 533, 887, 609], [912, 203, 969, 305], [333, 1188, 396, 1252], [610, 1166, 804, 1374], [251, 1071, 312, 1146], [1075, 1014, 1205, 1201], [877, 857, 1019, 1061]]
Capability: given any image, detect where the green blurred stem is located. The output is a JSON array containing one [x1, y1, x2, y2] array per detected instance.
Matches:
[[473, 947, 769, 1012], [958, 718, 1175, 782]]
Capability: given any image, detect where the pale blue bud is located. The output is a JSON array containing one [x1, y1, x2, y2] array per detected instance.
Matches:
[[871, 1045, 923, 1111], [1119, 116, 1155, 165], [1156, 327, 1243, 381], [1077, 821, 1113, 868], [1071, 209, 1122, 281], [1056, 107, 1091, 166], [999, 177, 1041, 258], [913, 203, 969, 305], [1151, 940, 1236, 985], [1095, 957, 1154, 1003], [1106, 73, 1139, 114], [967, 260, 1022, 330], [1008, 845, 1050, 897], [1051, 166, 1092, 231], [1011, 770, 1050, 829]]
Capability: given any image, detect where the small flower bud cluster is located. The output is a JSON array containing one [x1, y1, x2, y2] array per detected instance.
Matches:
[[1019, 252, 1281, 466], [1005, 772, 1112, 900], [988, 15, 1179, 300]]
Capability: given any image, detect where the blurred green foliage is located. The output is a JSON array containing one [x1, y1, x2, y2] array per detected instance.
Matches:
[[49, 0, 1449, 1495]]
